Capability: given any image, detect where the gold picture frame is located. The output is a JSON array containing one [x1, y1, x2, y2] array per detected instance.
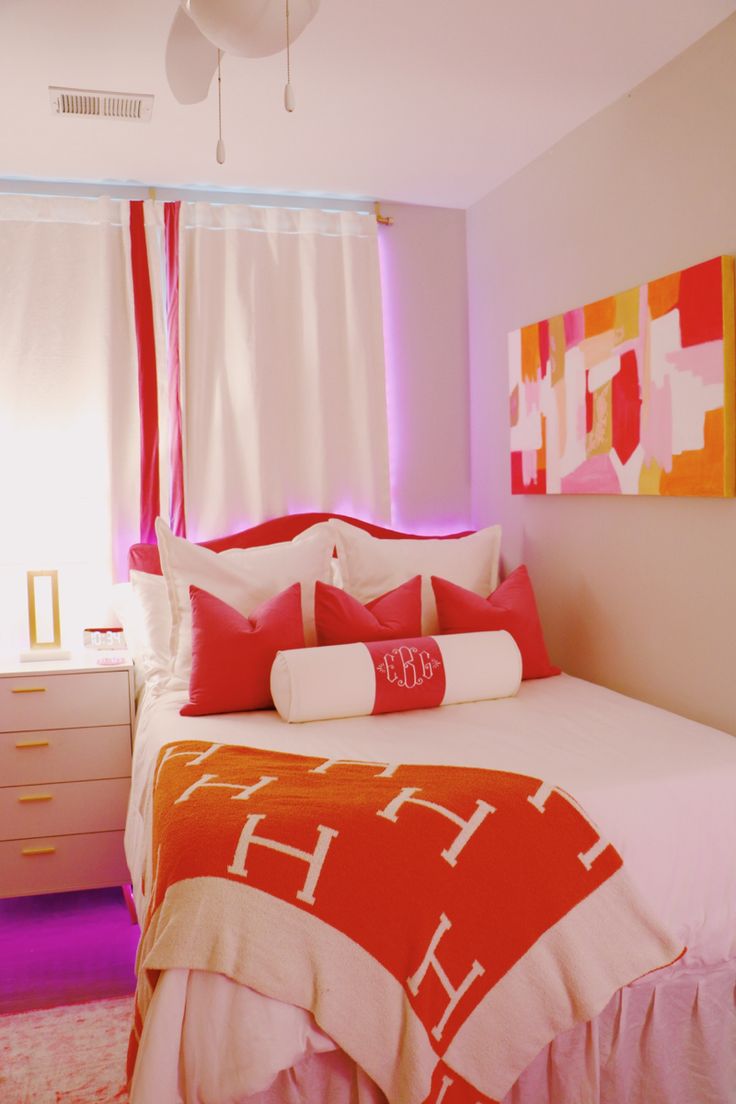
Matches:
[[26, 569, 62, 650]]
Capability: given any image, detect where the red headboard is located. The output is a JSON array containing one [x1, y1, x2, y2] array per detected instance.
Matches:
[[128, 513, 473, 576]]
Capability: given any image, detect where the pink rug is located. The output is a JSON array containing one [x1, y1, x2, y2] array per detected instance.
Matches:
[[0, 995, 132, 1103]]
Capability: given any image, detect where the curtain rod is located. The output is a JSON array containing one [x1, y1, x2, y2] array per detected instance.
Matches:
[[373, 202, 394, 227], [0, 178, 394, 223]]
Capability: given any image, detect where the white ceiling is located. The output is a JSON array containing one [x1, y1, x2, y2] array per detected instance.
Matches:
[[1, 0, 735, 209]]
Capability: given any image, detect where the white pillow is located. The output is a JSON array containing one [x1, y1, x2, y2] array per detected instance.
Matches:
[[327, 518, 502, 635], [293, 521, 343, 585], [110, 574, 171, 693], [130, 571, 173, 679], [271, 631, 521, 723], [155, 517, 335, 685]]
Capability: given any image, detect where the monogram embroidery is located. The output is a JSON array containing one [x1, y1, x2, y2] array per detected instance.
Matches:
[[376, 644, 442, 689]]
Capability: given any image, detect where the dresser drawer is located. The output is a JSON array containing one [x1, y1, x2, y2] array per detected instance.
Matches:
[[0, 670, 131, 733], [0, 830, 130, 897], [0, 725, 131, 786], [0, 777, 130, 841]]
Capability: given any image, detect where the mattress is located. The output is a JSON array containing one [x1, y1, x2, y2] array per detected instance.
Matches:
[[127, 672, 736, 971]]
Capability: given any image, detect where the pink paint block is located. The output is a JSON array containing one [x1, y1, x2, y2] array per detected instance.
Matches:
[[563, 308, 585, 349], [561, 455, 621, 494]]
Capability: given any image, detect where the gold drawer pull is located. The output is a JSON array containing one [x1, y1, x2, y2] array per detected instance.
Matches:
[[18, 793, 54, 803], [22, 846, 56, 856], [15, 739, 50, 749], [11, 686, 47, 694]]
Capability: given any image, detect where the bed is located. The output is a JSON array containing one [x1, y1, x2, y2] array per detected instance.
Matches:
[[119, 513, 736, 1104]]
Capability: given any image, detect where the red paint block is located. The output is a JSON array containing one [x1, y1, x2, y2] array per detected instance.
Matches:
[[678, 257, 723, 348], [612, 349, 642, 466]]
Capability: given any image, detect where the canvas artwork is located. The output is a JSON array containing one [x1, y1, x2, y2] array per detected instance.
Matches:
[[508, 255, 735, 496]]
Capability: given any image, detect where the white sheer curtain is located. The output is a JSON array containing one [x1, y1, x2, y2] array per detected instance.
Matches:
[[0, 195, 141, 657], [177, 203, 391, 540], [0, 194, 392, 655]]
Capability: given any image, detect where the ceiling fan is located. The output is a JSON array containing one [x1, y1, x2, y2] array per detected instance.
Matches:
[[166, 0, 322, 106]]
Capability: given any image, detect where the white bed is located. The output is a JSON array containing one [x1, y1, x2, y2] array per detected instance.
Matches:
[[125, 672, 736, 1104], [119, 512, 736, 1103]]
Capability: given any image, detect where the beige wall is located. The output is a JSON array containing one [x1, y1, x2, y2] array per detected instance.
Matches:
[[379, 202, 472, 533], [467, 15, 736, 735]]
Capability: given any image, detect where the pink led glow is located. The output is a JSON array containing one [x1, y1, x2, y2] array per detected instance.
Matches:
[[376, 223, 401, 513], [377, 223, 472, 536], [185, 498, 388, 546]]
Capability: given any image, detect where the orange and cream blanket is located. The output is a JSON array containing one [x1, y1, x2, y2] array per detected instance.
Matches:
[[129, 741, 681, 1104]]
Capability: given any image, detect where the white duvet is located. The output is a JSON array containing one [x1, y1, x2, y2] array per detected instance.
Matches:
[[125, 674, 736, 1103]]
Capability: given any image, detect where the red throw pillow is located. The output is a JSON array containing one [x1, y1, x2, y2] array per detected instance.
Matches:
[[431, 567, 561, 680], [181, 582, 305, 716], [314, 576, 422, 646]]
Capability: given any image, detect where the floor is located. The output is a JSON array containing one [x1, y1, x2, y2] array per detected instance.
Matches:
[[0, 887, 139, 1014]]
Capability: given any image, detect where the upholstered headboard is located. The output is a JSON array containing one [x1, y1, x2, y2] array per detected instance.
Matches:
[[127, 512, 473, 576]]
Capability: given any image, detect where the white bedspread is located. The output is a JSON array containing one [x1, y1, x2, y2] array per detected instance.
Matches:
[[125, 675, 736, 1104], [127, 673, 736, 968]]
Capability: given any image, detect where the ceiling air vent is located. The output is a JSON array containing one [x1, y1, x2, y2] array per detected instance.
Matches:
[[49, 87, 154, 122]]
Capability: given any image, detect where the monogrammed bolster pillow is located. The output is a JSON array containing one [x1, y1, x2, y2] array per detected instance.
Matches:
[[270, 630, 522, 723]]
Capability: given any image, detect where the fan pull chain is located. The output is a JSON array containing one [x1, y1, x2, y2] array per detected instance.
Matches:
[[284, 0, 295, 112], [216, 49, 226, 163]]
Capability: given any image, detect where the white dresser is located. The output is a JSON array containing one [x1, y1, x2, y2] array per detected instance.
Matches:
[[0, 655, 134, 898]]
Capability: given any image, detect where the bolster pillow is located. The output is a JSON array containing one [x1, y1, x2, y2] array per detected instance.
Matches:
[[270, 631, 522, 723]]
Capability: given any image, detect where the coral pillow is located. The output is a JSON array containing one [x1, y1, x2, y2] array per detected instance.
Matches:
[[314, 576, 422, 645], [181, 583, 305, 716], [431, 567, 561, 680]]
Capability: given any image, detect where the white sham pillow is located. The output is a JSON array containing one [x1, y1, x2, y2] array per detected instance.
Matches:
[[155, 517, 335, 685], [294, 522, 343, 586], [110, 573, 172, 693], [327, 518, 502, 634], [130, 571, 173, 680]]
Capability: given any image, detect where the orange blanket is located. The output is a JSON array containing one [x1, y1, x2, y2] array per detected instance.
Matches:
[[129, 741, 681, 1103]]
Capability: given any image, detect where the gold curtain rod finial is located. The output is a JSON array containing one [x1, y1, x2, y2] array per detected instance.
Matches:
[[374, 201, 394, 227]]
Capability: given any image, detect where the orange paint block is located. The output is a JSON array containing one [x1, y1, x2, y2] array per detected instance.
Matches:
[[648, 272, 680, 321], [584, 296, 616, 338], [521, 324, 540, 383], [660, 409, 724, 497]]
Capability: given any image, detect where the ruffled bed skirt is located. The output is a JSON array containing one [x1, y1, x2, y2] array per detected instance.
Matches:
[[504, 958, 736, 1104], [130, 958, 736, 1104]]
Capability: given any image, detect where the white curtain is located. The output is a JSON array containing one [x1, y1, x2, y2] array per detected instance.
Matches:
[[0, 194, 392, 656], [0, 195, 141, 657], [177, 203, 391, 540]]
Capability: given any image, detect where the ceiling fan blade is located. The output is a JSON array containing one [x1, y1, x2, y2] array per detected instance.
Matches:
[[166, 7, 219, 105]]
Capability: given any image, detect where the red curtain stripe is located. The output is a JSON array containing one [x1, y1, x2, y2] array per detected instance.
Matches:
[[164, 201, 187, 538], [129, 200, 161, 544]]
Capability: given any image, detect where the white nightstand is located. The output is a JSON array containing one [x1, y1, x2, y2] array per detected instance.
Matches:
[[0, 654, 134, 898]]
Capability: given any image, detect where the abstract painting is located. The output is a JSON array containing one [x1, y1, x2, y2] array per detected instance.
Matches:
[[508, 256, 735, 496]]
